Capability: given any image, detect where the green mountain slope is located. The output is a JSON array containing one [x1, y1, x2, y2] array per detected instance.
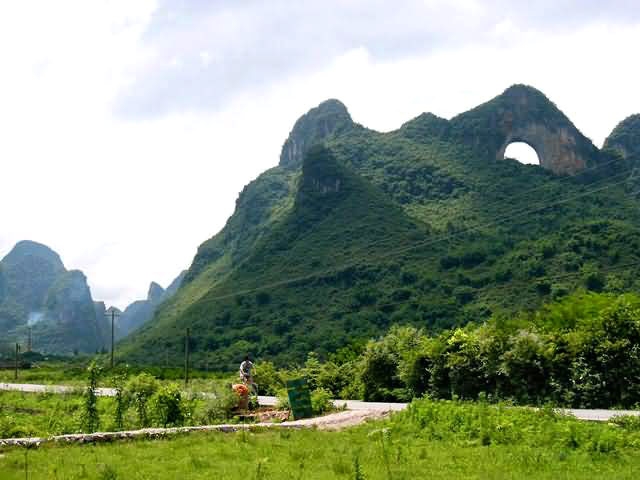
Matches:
[[117, 272, 186, 340], [119, 85, 640, 369]]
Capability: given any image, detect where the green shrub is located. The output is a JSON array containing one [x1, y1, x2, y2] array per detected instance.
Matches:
[[200, 386, 237, 423], [80, 361, 101, 433], [612, 415, 640, 431], [311, 388, 334, 415], [252, 361, 284, 395], [151, 384, 185, 427], [111, 372, 128, 431], [275, 389, 290, 410], [125, 373, 159, 428]]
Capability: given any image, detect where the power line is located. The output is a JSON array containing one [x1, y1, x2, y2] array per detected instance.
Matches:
[[204, 258, 640, 336], [200, 167, 639, 305], [260, 154, 631, 283]]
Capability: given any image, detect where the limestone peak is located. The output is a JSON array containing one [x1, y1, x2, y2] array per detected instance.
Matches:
[[279, 99, 353, 169], [147, 281, 165, 301], [2, 240, 65, 272]]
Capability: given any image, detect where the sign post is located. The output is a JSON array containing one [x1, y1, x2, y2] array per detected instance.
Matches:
[[286, 378, 313, 420]]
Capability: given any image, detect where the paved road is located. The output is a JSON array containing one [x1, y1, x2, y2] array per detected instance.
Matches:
[[1, 382, 637, 421]]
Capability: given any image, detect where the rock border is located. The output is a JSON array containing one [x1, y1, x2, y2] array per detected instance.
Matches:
[[0, 409, 390, 449]]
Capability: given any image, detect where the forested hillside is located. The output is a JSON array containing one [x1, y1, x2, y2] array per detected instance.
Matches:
[[119, 85, 640, 369]]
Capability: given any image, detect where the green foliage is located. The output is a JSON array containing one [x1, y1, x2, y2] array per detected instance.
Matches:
[[310, 388, 334, 415], [80, 361, 101, 433], [395, 397, 640, 453], [275, 389, 290, 411], [118, 86, 640, 372], [5, 397, 640, 479], [125, 373, 159, 428], [150, 383, 185, 427], [341, 292, 640, 407], [252, 361, 284, 395], [353, 456, 366, 480], [111, 372, 127, 431]]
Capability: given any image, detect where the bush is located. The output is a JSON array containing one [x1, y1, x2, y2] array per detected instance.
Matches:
[[125, 373, 159, 428], [275, 389, 290, 410], [111, 372, 128, 431], [311, 388, 334, 415], [200, 386, 237, 423], [81, 361, 101, 433], [0, 414, 19, 438], [394, 397, 640, 453], [252, 361, 284, 395], [151, 384, 185, 427]]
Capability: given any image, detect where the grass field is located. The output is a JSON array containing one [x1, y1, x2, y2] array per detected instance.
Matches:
[[0, 363, 229, 387], [2, 399, 640, 479], [0, 385, 247, 438]]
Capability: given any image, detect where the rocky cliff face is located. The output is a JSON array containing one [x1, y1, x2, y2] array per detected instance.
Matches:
[[279, 99, 354, 169], [39, 270, 108, 353], [449, 85, 601, 174], [604, 114, 640, 162], [0, 240, 108, 353]]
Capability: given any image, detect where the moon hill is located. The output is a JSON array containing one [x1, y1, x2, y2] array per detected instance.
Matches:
[[0, 240, 184, 354], [111, 84, 640, 369], [4, 85, 640, 362]]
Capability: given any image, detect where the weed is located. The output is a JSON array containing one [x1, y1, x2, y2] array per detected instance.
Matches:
[[99, 465, 118, 480], [80, 361, 101, 433], [353, 456, 366, 480]]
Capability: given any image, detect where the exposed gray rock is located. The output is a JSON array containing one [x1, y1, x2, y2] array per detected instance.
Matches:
[[279, 99, 354, 169]]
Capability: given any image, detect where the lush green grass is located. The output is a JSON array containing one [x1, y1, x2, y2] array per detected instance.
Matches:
[[0, 378, 240, 438], [0, 359, 233, 386], [0, 361, 92, 386], [0, 390, 86, 438], [2, 398, 640, 479]]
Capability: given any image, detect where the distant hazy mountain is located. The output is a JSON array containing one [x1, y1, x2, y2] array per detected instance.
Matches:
[[0, 240, 109, 354], [117, 271, 186, 339]]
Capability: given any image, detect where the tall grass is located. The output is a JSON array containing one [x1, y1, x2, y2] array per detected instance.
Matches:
[[2, 398, 640, 479]]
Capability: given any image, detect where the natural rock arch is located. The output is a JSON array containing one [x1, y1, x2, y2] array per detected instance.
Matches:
[[450, 85, 600, 175], [502, 140, 540, 165], [496, 123, 585, 174]]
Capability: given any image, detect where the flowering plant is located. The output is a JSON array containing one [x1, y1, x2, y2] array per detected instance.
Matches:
[[232, 384, 250, 396]]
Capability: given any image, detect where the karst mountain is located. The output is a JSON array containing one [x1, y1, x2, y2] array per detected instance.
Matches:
[[115, 85, 640, 369]]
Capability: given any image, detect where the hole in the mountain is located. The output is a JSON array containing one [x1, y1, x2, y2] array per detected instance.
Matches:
[[504, 142, 540, 165]]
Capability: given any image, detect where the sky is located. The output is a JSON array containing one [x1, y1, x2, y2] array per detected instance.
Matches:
[[1, 1, 639, 309]]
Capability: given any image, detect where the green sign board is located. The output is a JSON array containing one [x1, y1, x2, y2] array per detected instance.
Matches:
[[286, 377, 313, 420]]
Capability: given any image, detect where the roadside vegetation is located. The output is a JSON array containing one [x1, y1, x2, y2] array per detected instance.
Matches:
[[4, 291, 640, 414], [0, 360, 339, 438], [253, 291, 640, 409], [2, 397, 640, 479]]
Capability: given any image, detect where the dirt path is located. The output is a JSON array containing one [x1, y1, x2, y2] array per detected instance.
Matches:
[[0, 409, 390, 448]]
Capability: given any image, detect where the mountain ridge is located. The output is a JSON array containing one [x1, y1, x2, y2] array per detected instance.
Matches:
[[118, 84, 640, 368]]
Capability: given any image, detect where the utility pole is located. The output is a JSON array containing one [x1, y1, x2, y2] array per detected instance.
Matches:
[[105, 310, 120, 368], [14, 343, 20, 380], [184, 327, 190, 387], [27, 327, 32, 353]]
